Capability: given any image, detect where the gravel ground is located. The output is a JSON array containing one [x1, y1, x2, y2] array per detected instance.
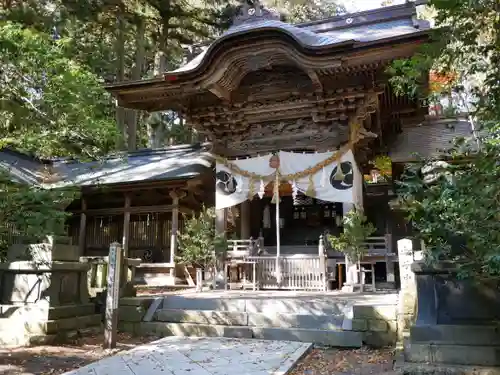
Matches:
[[0, 332, 394, 375]]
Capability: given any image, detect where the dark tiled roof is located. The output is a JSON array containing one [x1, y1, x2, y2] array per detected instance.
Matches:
[[389, 118, 475, 162], [0, 144, 213, 187], [171, 2, 430, 75]]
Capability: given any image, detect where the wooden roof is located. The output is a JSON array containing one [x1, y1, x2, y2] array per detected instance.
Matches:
[[389, 118, 476, 162], [106, 2, 431, 160], [106, 2, 430, 112]]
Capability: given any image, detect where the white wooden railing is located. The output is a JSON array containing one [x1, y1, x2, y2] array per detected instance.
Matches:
[[225, 234, 393, 291], [226, 237, 263, 259], [364, 235, 393, 257], [247, 255, 327, 291]]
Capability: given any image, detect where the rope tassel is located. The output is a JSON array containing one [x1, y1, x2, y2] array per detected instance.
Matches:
[[258, 179, 265, 199], [306, 174, 316, 197], [291, 180, 298, 200], [248, 176, 255, 200]]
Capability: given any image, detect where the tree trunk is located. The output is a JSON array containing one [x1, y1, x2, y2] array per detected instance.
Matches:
[[115, 3, 126, 151], [147, 18, 170, 148], [126, 15, 146, 152]]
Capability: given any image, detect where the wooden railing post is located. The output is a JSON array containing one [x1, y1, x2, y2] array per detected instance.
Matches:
[[385, 233, 395, 285], [319, 235, 327, 291]]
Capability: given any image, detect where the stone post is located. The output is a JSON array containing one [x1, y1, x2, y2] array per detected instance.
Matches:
[[397, 238, 417, 339], [385, 234, 396, 286], [104, 242, 122, 349], [169, 191, 179, 282], [214, 208, 227, 285], [78, 198, 87, 256], [122, 194, 131, 258]]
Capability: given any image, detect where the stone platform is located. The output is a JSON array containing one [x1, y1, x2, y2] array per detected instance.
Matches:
[[119, 290, 399, 348], [64, 337, 311, 375]]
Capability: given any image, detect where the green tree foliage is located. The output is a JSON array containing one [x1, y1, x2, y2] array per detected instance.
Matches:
[[259, 0, 345, 23], [0, 22, 116, 158], [177, 206, 227, 268], [0, 16, 116, 254], [388, 0, 500, 125], [327, 210, 375, 263], [398, 140, 500, 281], [0, 170, 76, 260], [388, 1, 500, 283]]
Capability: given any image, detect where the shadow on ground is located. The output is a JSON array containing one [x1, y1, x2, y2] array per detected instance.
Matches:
[[0, 333, 161, 375]]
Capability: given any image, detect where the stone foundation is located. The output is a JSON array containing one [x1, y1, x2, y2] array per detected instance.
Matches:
[[117, 295, 399, 348], [0, 238, 101, 347]]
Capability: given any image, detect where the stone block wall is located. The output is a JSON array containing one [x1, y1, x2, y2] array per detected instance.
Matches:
[[351, 305, 399, 347], [117, 296, 400, 348]]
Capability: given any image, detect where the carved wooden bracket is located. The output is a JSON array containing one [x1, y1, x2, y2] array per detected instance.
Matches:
[[170, 190, 187, 202], [208, 83, 232, 102], [305, 69, 323, 93]]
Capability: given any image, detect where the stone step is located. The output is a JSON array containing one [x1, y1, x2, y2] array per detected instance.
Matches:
[[405, 343, 500, 367], [411, 325, 500, 346], [126, 321, 362, 347], [25, 314, 102, 335], [161, 295, 350, 314], [396, 361, 500, 375], [0, 303, 95, 320], [155, 308, 345, 330], [252, 327, 362, 347]]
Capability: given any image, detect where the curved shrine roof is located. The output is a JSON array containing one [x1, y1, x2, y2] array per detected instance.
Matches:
[[169, 2, 430, 76]]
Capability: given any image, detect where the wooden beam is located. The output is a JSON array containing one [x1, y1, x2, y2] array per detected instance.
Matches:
[[70, 204, 176, 216], [122, 194, 131, 258], [78, 198, 87, 256], [82, 180, 188, 194]]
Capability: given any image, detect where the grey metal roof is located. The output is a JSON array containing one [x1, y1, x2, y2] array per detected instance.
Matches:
[[389, 118, 475, 162], [0, 144, 213, 188], [50, 144, 212, 188], [0, 149, 46, 185]]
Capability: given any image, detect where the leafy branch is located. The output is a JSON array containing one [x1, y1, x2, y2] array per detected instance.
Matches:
[[327, 210, 375, 263]]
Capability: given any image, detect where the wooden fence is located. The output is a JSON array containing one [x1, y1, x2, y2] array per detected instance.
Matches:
[[70, 214, 183, 262], [247, 255, 327, 291], [80, 255, 141, 297]]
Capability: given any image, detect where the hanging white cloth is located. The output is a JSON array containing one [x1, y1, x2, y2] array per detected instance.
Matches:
[[279, 149, 361, 204], [215, 154, 274, 209], [215, 149, 363, 209]]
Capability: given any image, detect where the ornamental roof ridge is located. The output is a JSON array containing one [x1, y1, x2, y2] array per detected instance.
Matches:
[[232, 0, 281, 27]]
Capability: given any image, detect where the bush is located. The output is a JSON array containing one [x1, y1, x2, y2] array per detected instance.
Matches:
[[327, 210, 375, 263], [177, 206, 227, 269]]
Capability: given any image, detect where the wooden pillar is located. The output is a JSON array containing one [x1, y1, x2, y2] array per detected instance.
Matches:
[[215, 208, 225, 236], [240, 201, 251, 239], [338, 264, 343, 290], [122, 194, 131, 258], [169, 191, 180, 281], [78, 197, 87, 256], [342, 202, 359, 292]]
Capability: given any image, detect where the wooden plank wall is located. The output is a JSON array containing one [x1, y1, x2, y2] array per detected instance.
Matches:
[[69, 214, 184, 262]]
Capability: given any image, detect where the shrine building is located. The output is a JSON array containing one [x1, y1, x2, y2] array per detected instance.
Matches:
[[0, 1, 467, 292]]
